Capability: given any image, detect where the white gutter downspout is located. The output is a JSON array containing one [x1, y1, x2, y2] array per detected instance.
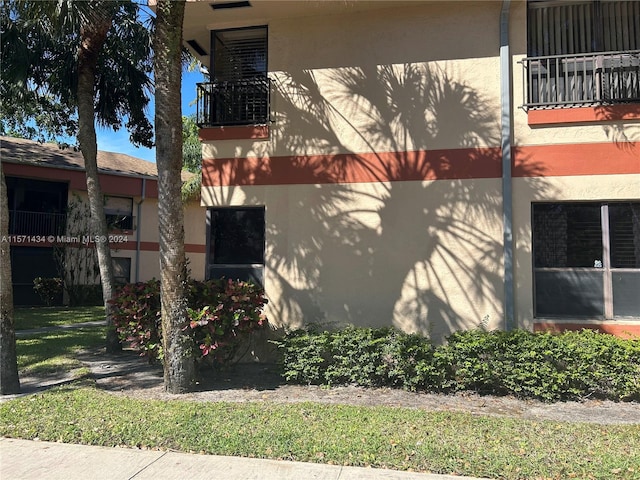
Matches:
[[501, 0, 515, 330], [135, 178, 146, 282]]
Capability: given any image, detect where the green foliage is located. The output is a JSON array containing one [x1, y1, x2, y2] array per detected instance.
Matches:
[[275, 327, 640, 402], [182, 114, 202, 173], [0, 0, 153, 146], [438, 329, 640, 401], [274, 327, 438, 390], [181, 114, 202, 202], [32, 277, 63, 307], [110, 279, 162, 362], [109, 278, 268, 366], [187, 278, 268, 366]]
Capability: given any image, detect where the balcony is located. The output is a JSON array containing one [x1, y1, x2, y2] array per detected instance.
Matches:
[[522, 50, 640, 109], [9, 210, 66, 236], [196, 78, 271, 128]]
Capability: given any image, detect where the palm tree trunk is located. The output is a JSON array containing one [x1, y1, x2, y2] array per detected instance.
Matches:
[[154, 0, 194, 393], [77, 16, 120, 353], [0, 163, 20, 395]]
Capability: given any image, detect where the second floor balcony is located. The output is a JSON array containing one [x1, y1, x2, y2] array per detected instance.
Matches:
[[9, 210, 67, 237], [522, 50, 640, 109], [196, 77, 271, 128]]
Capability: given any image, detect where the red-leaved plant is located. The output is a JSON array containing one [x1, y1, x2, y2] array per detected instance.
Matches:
[[187, 278, 268, 365], [109, 278, 268, 366]]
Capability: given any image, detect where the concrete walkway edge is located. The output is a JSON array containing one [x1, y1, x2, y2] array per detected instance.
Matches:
[[1, 437, 488, 480]]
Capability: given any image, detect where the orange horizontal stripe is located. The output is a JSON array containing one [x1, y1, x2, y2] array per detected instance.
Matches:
[[202, 148, 502, 187], [528, 104, 640, 126], [185, 243, 207, 254], [8, 240, 205, 254], [534, 322, 640, 339], [120, 241, 206, 254], [514, 142, 640, 177]]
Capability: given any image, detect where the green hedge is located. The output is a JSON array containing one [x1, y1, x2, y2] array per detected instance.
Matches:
[[272, 327, 640, 402]]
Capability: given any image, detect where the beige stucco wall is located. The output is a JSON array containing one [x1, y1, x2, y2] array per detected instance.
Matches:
[[206, 178, 504, 342], [200, 2, 509, 338], [200, 0, 639, 335], [203, 2, 503, 161]]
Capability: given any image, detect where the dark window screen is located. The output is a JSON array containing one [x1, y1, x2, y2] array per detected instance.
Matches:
[[609, 203, 640, 268], [210, 207, 265, 265], [533, 203, 602, 268]]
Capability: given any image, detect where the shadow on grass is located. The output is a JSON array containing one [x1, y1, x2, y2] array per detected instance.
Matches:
[[16, 328, 106, 377], [76, 348, 286, 393]]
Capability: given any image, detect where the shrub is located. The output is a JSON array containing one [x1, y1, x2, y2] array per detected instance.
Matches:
[[187, 278, 268, 366], [275, 326, 640, 401], [438, 329, 640, 401], [110, 280, 162, 362], [109, 278, 268, 366], [33, 277, 63, 306], [273, 327, 332, 384], [273, 327, 438, 390]]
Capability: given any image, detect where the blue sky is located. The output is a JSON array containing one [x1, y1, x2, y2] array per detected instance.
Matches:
[[95, 69, 205, 163]]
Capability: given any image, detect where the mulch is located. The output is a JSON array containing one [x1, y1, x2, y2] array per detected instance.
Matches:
[[66, 348, 640, 425]]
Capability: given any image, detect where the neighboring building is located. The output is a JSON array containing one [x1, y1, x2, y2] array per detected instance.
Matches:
[[1, 136, 206, 305], [178, 0, 639, 339]]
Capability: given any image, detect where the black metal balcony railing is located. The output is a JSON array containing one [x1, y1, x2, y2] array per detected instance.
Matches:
[[9, 210, 66, 236], [196, 77, 271, 128], [522, 50, 640, 109]]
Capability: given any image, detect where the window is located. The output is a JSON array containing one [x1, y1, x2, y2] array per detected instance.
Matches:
[[207, 207, 265, 285], [523, 1, 640, 108], [532, 202, 640, 318], [197, 26, 269, 127], [112, 257, 131, 285], [104, 196, 133, 231], [528, 1, 639, 57]]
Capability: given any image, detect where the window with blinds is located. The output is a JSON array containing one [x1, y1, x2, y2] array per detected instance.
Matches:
[[202, 26, 269, 126], [528, 0, 640, 57], [212, 26, 267, 81], [532, 202, 640, 319]]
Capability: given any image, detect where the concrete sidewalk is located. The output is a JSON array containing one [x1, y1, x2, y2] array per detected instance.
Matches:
[[1, 438, 488, 480]]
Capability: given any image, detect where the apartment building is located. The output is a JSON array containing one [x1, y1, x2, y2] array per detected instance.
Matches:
[[1, 136, 206, 305], [181, 0, 639, 339]]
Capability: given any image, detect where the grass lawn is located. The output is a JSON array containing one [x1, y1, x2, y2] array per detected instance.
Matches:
[[14, 305, 105, 330], [16, 328, 107, 377], [4, 307, 639, 479], [1, 385, 638, 480]]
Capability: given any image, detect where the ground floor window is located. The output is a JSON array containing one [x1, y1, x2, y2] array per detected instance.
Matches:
[[533, 202, 640, 319], [112, 257, 131, 285], [206, 207, 265, 285]]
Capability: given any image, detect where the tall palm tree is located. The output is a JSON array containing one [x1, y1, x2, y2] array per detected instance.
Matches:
[[154, 0, 195, 392], [1, 1, 153, 352], [0, 162, 20, 395]]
